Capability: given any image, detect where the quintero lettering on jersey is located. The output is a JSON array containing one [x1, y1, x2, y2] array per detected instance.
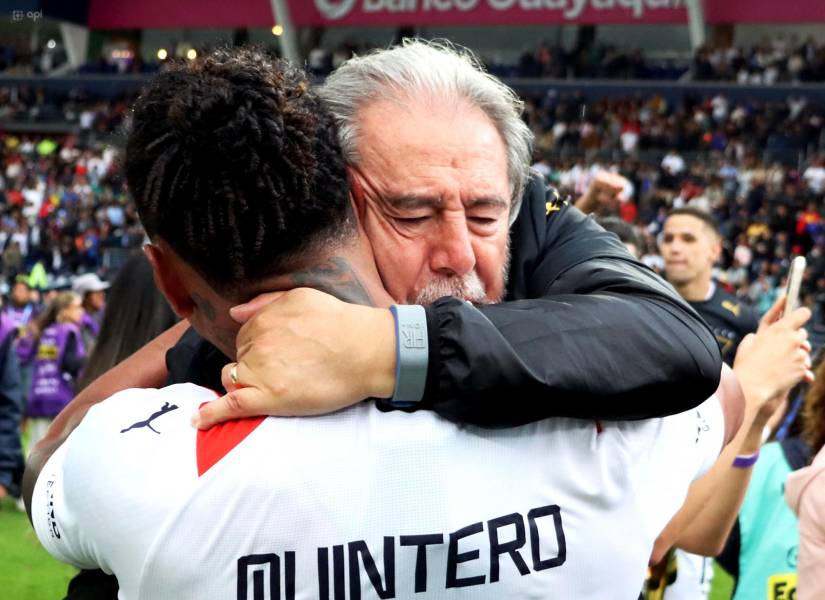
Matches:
[[237, 505, 566, 599]]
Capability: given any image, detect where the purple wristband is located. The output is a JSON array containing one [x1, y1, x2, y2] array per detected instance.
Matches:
[[732, 450, 760, 469]]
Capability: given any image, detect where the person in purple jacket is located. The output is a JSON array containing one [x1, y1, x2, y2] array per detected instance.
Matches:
[[24, 292, 86, 449]]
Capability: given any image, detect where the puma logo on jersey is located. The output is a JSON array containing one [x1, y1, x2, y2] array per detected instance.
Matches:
[[121, 402, 179, 435], [721, 300, 741, 317]]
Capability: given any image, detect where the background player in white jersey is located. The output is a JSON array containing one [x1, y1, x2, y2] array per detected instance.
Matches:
[[29, 47, 738, 599]]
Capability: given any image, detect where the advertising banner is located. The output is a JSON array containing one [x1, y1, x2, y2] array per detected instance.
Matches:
[[705, 0, 825, 24], [289, 0, 689, 27]]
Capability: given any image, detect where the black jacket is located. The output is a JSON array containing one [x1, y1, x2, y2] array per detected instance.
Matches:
[[688, 284, 759, 365], [167, 173, 722, 424]]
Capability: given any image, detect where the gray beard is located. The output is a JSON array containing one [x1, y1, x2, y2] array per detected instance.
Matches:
[[414, 270, 489, 305], [413, 238, 511, 305]]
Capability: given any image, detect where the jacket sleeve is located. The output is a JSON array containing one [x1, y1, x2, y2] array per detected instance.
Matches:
[[62, 331, 86, 379], [410, 175, 722, 428]]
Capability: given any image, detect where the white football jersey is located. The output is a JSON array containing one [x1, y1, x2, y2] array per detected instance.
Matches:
[[33, 384, 724, 600]]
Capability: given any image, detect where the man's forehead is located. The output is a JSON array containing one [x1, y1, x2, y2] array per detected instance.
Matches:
[[357, 99, 509, 188], [664, 215, 718, 239]]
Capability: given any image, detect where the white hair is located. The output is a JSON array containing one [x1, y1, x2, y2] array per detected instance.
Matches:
[[319, 39, 533, 220]]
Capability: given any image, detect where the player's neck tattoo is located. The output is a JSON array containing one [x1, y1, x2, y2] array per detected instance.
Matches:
[[289, 257, 374, 306], [191, 292, 217, 322]]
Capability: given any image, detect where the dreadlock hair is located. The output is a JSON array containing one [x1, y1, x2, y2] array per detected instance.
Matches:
[[124, 46, 353, 297]]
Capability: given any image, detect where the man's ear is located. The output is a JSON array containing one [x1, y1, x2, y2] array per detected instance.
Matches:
[[143, 244, 196, 319], [712, 236, 723, 263], [348, 167, 367, 224]]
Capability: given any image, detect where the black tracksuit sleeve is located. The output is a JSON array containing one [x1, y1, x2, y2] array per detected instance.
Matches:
[[406, 174, 722, 428]]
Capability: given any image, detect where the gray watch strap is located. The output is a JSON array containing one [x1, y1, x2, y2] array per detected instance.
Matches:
[[389, 304, 429, 407]]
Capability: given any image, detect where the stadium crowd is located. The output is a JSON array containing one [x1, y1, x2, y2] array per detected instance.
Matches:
[[5, 31, 825, 83], [0, 130, 142, 288], [2, 86, 825, 338], [524, 90, 825, 333], [512, 35, 825, 82], [3, 90, 825, 326], [307, 35, 825, 82], [690, 36, 825, 84]]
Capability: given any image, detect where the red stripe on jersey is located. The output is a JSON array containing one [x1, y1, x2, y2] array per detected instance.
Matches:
[[196, 402, 265, 476]]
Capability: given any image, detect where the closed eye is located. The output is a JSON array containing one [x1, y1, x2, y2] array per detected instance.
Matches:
[[395, 216, 430, 225]]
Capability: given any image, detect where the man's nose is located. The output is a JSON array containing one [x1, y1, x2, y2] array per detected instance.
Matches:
[[429, 217, 476, 277], [664, 239, 681, 254]]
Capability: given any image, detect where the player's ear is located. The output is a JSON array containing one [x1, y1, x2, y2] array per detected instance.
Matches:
[[143, 243, 195, 319]]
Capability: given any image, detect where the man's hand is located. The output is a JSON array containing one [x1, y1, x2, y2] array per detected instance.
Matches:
[[574, 170, 629, 215], [192, 288, 396, 429], [733, 295, 813, 419]]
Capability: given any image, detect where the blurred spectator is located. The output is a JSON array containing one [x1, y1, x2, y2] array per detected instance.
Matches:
[[598, 216, 643, 258], [22, 291, 86, 449], [803, 156, 825, 194], [72, 273, 110, 348], [661, 208, 759, 363], [1, 276, 37, 329], [786, 355, 825, 599]]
